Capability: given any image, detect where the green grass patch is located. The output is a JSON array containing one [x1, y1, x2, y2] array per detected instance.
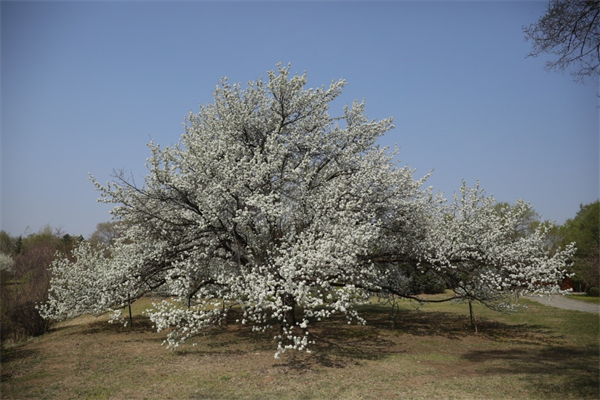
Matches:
[[1, 296, 598, 399], [566, 294, 600, 305]]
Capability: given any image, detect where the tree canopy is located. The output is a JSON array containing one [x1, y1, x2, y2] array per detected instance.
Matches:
[[40, 65, 576, 356], [558, 201, 599, 290], [524, 0, 600, 82]]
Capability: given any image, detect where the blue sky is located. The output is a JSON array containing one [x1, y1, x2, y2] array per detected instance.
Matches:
[[1, 1, 598, 238]]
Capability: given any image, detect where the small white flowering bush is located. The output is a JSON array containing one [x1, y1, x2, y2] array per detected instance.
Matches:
[[40, 64, 575, 357], [0, 253, 14, 273]]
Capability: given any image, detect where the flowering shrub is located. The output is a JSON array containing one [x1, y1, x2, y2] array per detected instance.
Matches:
[[40, 64, 575, 356]]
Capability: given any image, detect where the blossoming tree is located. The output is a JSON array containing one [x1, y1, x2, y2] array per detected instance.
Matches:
[[413, 183, 575, 331], [40, 64, 575, 356]]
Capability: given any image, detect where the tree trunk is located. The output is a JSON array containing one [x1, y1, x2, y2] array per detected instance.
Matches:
[[468, 298, 477, 333], [128, 293, 133, 329], [280, 293, 296, 333]]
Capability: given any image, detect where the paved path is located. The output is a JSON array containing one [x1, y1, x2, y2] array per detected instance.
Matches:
[[526, 295, 600, 314]]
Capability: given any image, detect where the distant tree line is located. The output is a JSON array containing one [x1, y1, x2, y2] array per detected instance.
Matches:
[[558, 201, 599, 294]]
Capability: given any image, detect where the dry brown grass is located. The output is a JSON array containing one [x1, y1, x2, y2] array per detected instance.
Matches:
[[1, 296, 598, 399]]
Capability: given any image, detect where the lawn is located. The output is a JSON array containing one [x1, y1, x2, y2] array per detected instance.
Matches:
[[566, 294, 600, 305], [1, 296, 598, 400]]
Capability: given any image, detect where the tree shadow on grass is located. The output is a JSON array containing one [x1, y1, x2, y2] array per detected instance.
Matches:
[[1, 346, 38, 363], [0, 347, 41, 381], [292, 322, 405, 369], [274, 307, 467, 370], [83, 317, 152, 333], [362, 305, 561, 346], [58, 315, 162, 344], [475, 319, 564, 346], [462, 345, 599, 399], [273, 305, 570, 371], [366, 308, 471, 339]]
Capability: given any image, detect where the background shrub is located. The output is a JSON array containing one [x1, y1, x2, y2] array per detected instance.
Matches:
[[0, 227, 80, 346], [587, 286, 599, 297]]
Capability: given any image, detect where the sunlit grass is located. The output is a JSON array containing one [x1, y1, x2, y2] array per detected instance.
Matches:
[[566, 294, 600, 305]]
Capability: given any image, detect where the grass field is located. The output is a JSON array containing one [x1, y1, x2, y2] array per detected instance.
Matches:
[[567, 294, 600, 305], [1, 296, 598, 399]]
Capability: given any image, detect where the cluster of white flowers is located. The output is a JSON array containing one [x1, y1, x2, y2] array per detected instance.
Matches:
[[39, 241, 139, 321], [416, 182, 575, 310], [0, 253, 14, 272], [41, 64, 575, 356]]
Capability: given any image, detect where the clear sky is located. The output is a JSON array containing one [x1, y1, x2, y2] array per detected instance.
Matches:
[[1, 1, 598, 238]]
